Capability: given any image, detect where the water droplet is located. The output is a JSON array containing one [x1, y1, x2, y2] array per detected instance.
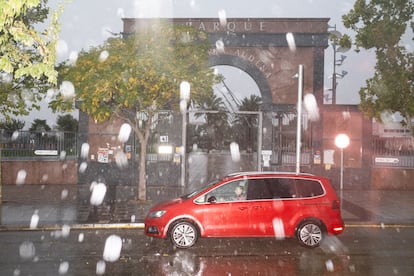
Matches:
[[16, 170, 26, 186], [118, 123, 131, 143], [30, 210, 39, 229], [81, 143, 90, 159], [99, 50, 109, 62], [218, 10, 227, 27], [90, 182, 107, 206], [79, 162, 88, 173], [103, 235, 122, 262], [58, 261, 69, 275], [96, 260, 106, 275], [272, 218, 285, 240], [325, 259, 334, 272], [303, 94, 320, 121], [19, 241, 36, 259], [61, 189, 69, 200], [78, 233, 84, 243], [59, 81, 75, 100], [230, 142, 240, 162], [286, 32, 296, 52], [61, 225, 71, 238], [11, 131, 19, 141]]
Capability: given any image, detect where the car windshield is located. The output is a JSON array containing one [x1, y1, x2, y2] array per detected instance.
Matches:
[[180, 179, 222, 199]]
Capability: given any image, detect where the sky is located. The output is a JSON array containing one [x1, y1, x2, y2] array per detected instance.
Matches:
[[22, 0, 379, 128]]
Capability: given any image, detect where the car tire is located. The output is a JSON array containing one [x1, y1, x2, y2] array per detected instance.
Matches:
[[296, 220, 325, 248], [169, 221, 198, 249]]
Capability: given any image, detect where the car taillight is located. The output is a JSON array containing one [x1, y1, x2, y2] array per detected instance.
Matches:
[[332, 199, 340, 210]]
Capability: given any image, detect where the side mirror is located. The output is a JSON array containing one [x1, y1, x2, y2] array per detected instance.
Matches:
[[207, 196, 217, 203]]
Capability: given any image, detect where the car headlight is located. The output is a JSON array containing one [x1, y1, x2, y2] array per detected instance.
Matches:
[[148, 210, 166, 218]]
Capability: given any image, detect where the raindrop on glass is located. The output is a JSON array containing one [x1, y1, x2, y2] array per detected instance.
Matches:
[[81, 143, 90, 159], [68, 51, 78, 65], [99, 50, 109, 62], [230, 142, 241, 162], [96, 260, 106, 275], [218, 9, 227, 27], [272, 217, 285, 240], [58, 261, 69, 275], [78, 233, 84, 243], [286, 32, 296, 52], [79, 162, 88, 173], [59, 81, 75, 100], [30, 210, 39, 229], [61, 189, 69, 200], [11, 131, 19, 141], [90, 182, 107, 206], [19, 241, 36, 260], [16, 170, 26, 186], [215, 39, 225, 53], [60, 151, 67, 160], [61, 225, 71, 238], [118, 123, 131, 143], [303, 94, 320, 121], [103, 235, 123, 262], [325, 259, 334, 272]]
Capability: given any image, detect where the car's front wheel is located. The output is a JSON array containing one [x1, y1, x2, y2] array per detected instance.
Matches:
[[296, 220, 324, 248], [169, 221, 198, 249]]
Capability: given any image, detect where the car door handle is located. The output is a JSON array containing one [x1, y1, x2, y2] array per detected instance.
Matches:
[[238, 207, 248, 211]]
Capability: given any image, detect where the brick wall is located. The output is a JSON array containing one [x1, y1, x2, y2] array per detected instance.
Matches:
[[1, 160, 78, 185]]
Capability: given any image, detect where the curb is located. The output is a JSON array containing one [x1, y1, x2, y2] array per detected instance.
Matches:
[[0, 222, 145, 232], [2, 222, 414, 232]]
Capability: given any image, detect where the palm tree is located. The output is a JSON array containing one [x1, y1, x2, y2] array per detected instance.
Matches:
[[233, 95, 262, 152], [194, 91, 230, 151]]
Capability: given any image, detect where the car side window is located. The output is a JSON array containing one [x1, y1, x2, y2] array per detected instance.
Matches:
[[294, 179, 324, 198], [204, 179, 248, 202], [247, 178, 295, 200]]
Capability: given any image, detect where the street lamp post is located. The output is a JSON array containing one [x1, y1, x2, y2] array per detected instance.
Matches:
[[335, 133, 350, 208], [180, 81, 190, 190], [328, 25, 349, 104], [295, 65, 304, 174]]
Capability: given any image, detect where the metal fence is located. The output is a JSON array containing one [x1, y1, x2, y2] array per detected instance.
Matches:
[[372, 136, 414, 167], [0, 130, 77, 159]]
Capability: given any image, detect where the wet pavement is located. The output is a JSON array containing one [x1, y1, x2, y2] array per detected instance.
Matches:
[[1, 184, 414, 229]]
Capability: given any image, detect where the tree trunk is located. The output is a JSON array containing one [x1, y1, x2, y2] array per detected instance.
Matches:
[[138, 137, 148, 201]]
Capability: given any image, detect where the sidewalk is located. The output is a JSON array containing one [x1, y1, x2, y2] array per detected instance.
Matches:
[[1, 184, 414, 229]]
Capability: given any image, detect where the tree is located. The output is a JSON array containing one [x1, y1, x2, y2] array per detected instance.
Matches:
[[56, 114, 78, 132], [29, 119, 51, 132], [342, 0, 414, 133], [0, 118, 25, 132], [52, 23, 220, 201], [233, 95, 262, 151], [195, 91, 230, 151], [0, 0, 63, 120]]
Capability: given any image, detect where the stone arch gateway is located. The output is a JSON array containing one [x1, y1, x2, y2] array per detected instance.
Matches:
[[122, 18, 329, 111]]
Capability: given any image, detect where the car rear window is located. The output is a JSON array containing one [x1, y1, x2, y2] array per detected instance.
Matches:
[[294, 179, 324, 198]]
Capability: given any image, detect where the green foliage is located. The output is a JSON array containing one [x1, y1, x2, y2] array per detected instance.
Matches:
[[56, 114, 78, 132], [53, 22, 220, 200], [0, 0, 65, 119], [29, 118, 51, 132], [0, 118, 25, 131], [54, 23, 219, 122], [342, 0, 414, 133]]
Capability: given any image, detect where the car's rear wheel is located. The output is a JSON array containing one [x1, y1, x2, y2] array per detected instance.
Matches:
[[296, 220, 324, 248], [169, 221, 198, 249]]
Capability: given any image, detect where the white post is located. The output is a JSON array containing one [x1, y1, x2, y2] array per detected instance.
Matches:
[[180, 81, 190, 189], [296, 64, 304, 174]]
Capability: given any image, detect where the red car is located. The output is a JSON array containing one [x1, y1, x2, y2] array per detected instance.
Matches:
[[145, 172, 344, 249]]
